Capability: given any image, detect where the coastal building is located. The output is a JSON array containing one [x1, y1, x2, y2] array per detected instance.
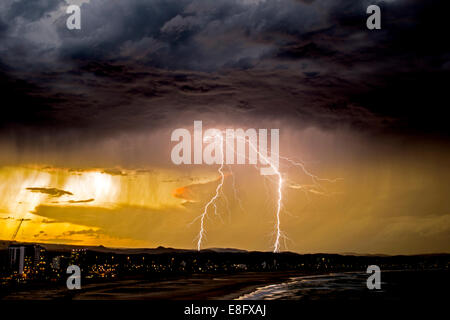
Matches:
[[8, 244, 46, 275]]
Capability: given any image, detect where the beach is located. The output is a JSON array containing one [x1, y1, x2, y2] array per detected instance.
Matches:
[[1, 271, 304, 300], [2, 269, 448, 302]]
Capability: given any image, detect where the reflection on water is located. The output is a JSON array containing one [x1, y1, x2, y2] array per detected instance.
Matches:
[[238, 272, 373, 300], [238, 270, 449, 302]]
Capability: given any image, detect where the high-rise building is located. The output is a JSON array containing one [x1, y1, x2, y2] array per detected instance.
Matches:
[[8, 244, 46, 275], [8, 245, 25, 274]]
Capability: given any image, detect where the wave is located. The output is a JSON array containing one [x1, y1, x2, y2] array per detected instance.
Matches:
[[237, 272, 369, 300]]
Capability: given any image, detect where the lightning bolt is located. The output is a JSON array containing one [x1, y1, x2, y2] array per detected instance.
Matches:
[[193, 130, 339, 253], [195, 134, 225, 251], [244, 138, 283, 253]]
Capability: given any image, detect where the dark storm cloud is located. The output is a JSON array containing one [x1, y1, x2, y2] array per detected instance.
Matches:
[[0, 19, 8, 36], [26, 187, 73, 197], [41, 219, 59, 224], [61, 229, 98, 237], [102, 168, 126, 175], [0, 0, 449, 140], [6, 0, 61, 21], [68, 199, 95, 203]]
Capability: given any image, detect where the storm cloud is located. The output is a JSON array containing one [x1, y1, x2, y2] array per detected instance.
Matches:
[[26, 187, 73, 197], [0, 0, 448, 143]]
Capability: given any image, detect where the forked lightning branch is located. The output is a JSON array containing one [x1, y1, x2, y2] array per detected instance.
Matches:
[[171, 121, 279, 176], [170, 121, 336, 253]]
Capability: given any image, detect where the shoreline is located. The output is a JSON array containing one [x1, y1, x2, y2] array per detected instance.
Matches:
[[212, 271, 305, 300]]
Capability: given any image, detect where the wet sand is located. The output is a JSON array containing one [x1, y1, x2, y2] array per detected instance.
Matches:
[[2, 271, 305, 300]]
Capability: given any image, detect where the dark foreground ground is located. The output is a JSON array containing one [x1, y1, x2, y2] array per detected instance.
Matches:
[[1, 269, 448, 302], [1, 271, 300, 300], [1, 270, 447, 319]]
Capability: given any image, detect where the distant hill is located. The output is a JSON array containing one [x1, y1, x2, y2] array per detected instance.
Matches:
[[0, 240, 196, 254], [0, 240, 448, 257]]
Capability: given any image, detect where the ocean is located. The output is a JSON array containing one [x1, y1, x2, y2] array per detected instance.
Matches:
[[237, 270, 449, 302]]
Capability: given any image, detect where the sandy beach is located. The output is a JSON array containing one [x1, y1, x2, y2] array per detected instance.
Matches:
[[1, 271, 305, 300]]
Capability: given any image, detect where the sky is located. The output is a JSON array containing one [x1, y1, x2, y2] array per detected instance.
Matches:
[[0, 0, 449, 254]]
